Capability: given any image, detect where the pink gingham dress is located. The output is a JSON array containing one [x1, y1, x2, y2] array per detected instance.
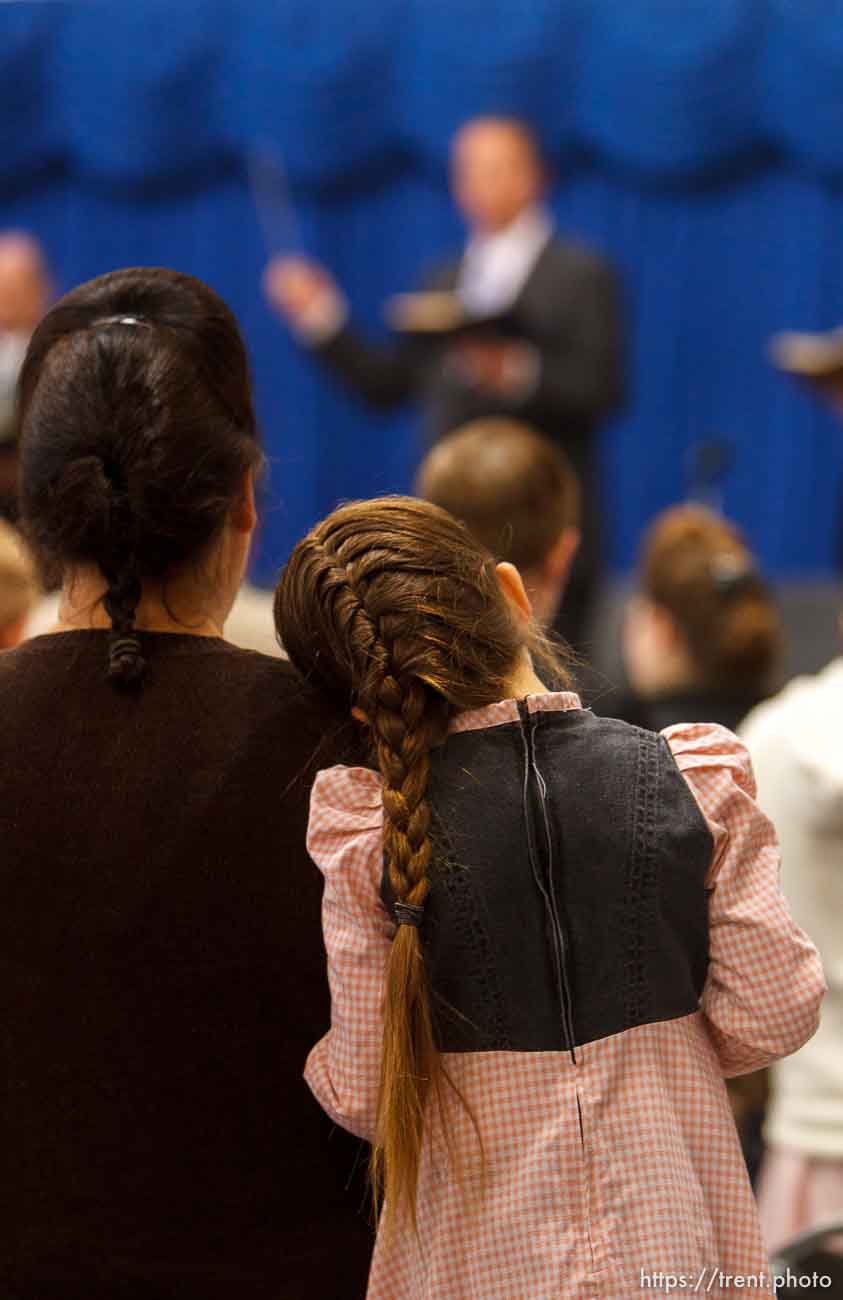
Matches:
[[304, 694, 825, 1299]]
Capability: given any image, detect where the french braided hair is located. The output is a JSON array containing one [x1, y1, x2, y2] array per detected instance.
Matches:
[[275, 495, 570, 1233], [17, 268, 262, 687]]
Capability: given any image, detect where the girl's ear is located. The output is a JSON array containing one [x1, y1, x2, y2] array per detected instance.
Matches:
[[351, 705, 369, 725], [495, 561, 533, 623]]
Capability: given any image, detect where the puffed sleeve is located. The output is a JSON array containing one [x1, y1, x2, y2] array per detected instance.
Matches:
[[304, 764, 392, 1142], [664, 722, 825, 1078]]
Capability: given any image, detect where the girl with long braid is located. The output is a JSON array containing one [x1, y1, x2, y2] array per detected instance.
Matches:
[[276, 496, 825, 1300]]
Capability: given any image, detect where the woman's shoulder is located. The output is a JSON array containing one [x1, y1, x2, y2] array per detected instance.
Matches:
[[210, 647, 368, 772], [1, 632, 366, 774], [0, 630, 303, 706]]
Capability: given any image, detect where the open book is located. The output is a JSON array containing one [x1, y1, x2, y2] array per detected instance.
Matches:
[[384, 291, 520, 340]]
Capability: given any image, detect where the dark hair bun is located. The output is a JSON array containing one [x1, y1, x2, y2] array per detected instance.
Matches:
[[46, 455, 115, 557], [17, 267, 263, 689]]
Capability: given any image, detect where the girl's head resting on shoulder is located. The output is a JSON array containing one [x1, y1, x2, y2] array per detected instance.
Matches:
[[17, 266, 263, 687], [623, 503, 782, 699], [275, 495, 571, 1236]]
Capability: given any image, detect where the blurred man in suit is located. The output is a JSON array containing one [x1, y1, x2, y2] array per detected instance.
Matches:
[[0, 233, 51, 522], [263, 116, 624, 648]]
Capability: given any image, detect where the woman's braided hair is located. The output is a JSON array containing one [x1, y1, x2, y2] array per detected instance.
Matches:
[[17, 267, 262, 686], [276, 495, 569, 1233]]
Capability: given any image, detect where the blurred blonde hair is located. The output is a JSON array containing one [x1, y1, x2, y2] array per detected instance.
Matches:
[[415, 419, 580, 572], [0, 519, 40, 636]]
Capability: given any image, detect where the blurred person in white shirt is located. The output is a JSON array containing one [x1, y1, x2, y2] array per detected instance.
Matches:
[[741, 635, 843, 1251]]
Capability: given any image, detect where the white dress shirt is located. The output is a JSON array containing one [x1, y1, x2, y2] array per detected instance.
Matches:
[[457, 204, 553, 317], [741, 660, 843, 1158]]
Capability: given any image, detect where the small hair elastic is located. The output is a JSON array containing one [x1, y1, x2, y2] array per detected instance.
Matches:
[[106, 632, 146, 688], [110, 633, 141, 654], [108, 633, 142, 664], [93, 315, 147, 328], [393, 902, 425, 929], [709, 553, 759, 596]]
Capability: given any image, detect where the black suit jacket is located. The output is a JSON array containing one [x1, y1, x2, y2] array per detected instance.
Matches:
[[316, 235, 624, 467]]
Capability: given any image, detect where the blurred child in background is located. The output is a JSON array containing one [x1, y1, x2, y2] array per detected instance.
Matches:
[[742, 627, 843, 1253], [416, 417, 580, 627], [619, 504, 783, 735]]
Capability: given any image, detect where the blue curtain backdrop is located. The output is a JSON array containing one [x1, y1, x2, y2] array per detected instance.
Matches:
[[3, 0, 843, 584]]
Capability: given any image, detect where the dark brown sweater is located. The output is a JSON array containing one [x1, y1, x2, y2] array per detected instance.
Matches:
[[0, 630, 373, 1299]]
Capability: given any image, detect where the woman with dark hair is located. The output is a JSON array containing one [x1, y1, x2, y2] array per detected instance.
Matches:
[[0, 268, 372, 1298]]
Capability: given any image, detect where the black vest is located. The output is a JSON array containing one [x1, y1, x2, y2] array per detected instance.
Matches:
[[382, 706, 712, 1057]]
